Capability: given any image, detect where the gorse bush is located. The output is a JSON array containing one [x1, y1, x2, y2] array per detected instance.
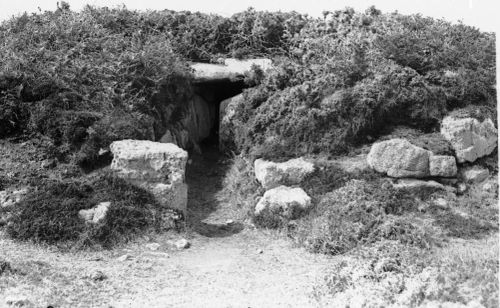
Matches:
[[0, 5, 495, 162], [292, 179, 432, 255], [6, 174, 182, 248], [229, 8, 495, 158], [0, 6, 193, 166]]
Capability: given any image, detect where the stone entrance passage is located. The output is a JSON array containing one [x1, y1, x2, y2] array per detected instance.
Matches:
[[188, 58, 272, 150]]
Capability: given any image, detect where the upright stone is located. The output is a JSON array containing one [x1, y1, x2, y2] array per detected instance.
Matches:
[[219, 93, 244, 152], [110, 140, 188, 213]]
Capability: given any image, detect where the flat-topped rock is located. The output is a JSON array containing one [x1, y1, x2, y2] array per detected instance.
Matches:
[[255, 186, 312, 220], [254, 157, 315, 190], [191, 58, 272, 82], [110, 140, 188, 213], [367, 139, 432, 178]]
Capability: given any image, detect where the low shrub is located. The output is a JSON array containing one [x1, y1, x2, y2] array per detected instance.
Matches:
[[292, 179, 429, 255], [216, 155, 265, 218], [380, 126, 454, 155], [5, 174, 182, 248]]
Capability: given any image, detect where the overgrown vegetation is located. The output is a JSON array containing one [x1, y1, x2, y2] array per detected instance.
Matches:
[[1, 5, 495, 162], [291, 179, 435, 254], [230, 8, 496, 159], [5, 174, 182, 248]]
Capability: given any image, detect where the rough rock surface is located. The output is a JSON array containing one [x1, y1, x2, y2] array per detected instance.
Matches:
[[219, 93, 244, 152], [461, 167, 489, 183], [367, 139, 432, 178], [429, 155, 457, 177], [254, 158, 315, 190], [182, 94, 215, 144], [110, 140, 188, 213], [159, 95, 214, 151], [440, 116, 497, 163], [191, 58, 272, 82], [392, 179, 445, 191], [254, 186, 312, 219], [78, 202, 111, 224]]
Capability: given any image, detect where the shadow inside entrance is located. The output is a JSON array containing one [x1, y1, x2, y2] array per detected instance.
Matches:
[[186, 144, 244, 238]]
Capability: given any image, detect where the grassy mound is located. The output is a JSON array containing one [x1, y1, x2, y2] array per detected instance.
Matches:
[[5, 175, 182, 248], [0, 6, 193, 167], [291, 179, 433, 255], [228, 9, 495, 159]]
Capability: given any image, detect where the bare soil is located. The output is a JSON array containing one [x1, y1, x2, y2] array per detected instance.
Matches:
[[0, 142, 334, 307], [0, 141, 498, 308]]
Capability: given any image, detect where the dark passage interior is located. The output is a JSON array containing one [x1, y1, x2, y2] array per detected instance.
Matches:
[[193, 79, 247, 147]]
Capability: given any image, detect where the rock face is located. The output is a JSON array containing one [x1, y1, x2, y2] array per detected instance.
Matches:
[[191, 58, 272, 82], [219, 93, 244, 152], [254, 158, 315, 190], [461, 166, 489, 183], [440, 116, 497, 163], [110, 140, 188, 213], [182, 94, 215, 144], [254, 186, 312, 219], [367, 139, 432, 178], [429, 155, 457, 177]]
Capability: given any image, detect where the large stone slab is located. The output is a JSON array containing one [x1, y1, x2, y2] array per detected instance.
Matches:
[[191, 58, 272, 82], [440, 115, 497, 163], [254, 157, 315, 190], [254, 186, 312, 220], [110, 140, 188, 213], [367, 139, 432, 178]]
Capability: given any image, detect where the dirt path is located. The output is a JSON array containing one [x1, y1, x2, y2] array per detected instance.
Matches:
[[0, 145, 335, 308], [111, 145, 335, 307]]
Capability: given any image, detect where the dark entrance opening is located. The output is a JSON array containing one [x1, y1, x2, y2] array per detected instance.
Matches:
[[193, 79, 246, 147]]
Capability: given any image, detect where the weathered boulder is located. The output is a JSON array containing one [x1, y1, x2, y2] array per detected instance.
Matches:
[[367, 139, 432, 178], [429, 155, 457, 177], [440, 116, 497, 163], [110, 140, 188, 213], [219, 93, 244, 152], [254, 157, 315, 190], [255, 186, 312, 219], [191, 58, 272, 82], [461, 166, 489, 183], [78, 202, 111, 224]]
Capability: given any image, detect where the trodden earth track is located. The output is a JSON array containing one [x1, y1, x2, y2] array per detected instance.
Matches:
[[0, 143, 335, 308]]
